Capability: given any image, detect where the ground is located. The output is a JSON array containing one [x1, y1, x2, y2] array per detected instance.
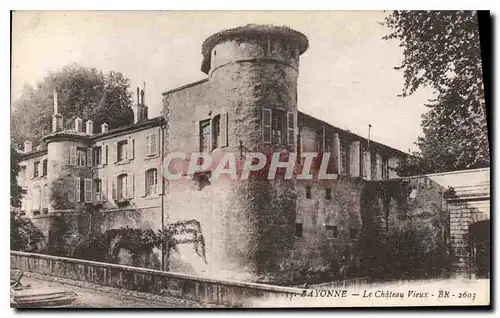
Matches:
[[16, 273, 206, 308]]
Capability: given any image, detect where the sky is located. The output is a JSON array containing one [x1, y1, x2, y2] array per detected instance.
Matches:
[[11, 11, 435, 152]]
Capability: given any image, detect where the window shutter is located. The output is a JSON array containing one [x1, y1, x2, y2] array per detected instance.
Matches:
[[103, 145, 108, 165], [140, 170, 146, 197], [75, 177, 81, 202], [195, 121, 200, 151], [262, 109, 272, 144], [156, 129, 160, 154], [87, 148, 93, 167], [112, 142, 117, 163], [145, 134, 151, 155], [220, 112, 228, 147], [102, 177, 107, 202], [287, 112, 295, 146], [127, 172, 134, 199], [69, 146, 77, 165], [128, 139, 135, 160], [45, 185, 49, 208], [333, 134, 341, 173], [111, 176, 117, 200], [84, 178, 92, 203]]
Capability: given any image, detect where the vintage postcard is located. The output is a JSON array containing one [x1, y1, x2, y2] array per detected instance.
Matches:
[[10, 10, 490, 308]]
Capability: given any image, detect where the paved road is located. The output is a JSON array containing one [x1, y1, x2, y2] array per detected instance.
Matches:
[[19, 275, 201, 308]]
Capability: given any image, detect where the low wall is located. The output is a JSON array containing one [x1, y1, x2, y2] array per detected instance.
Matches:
[[10, 251, 302, 307]]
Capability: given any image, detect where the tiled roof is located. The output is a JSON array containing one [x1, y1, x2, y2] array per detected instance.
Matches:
[[41, 116, 165, 144], [201, 24, 309, 74]]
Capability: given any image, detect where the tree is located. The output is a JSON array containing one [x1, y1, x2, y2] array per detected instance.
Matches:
[[11, 64, 134, 147], [11, 147, 25, 208], [383, 11, 489, 174], [11, 210, 45, 252]]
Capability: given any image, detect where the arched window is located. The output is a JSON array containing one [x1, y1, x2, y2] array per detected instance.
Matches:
[[145, 169, 158, 196]]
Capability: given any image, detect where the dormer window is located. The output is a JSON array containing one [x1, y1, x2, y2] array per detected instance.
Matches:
[[74, 118, 83, 132]]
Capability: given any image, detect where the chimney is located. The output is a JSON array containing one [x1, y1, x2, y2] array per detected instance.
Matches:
[[133, 84, 148, 123], [86, 120, 94, 135], [74, 117, 83, 132], [52, 90, 63, 132], [24, 140, 33, 153], [101, 123, 109, 133]]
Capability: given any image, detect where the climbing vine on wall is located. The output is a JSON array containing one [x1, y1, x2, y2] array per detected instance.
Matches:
[[71, 219, 207, 266], [359, 180, 452, 280]]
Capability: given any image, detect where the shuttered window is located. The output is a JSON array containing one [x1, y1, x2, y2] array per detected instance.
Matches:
[[146, 132, 159, 155], [95, 179, 101, 202], [145, 169, 158, 196], [117, 141, 127, 161], [117, 174, 126, 199], [69, 146, 77, 165]]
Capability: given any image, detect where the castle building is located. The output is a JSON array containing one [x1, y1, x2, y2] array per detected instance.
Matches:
[[17, 25, 407, 281]]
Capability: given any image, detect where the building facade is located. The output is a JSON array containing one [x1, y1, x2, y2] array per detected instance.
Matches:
[[17, 25, 408, 282]]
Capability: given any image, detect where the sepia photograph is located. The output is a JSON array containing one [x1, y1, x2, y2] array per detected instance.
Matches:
[[9, 10, 491, 308]]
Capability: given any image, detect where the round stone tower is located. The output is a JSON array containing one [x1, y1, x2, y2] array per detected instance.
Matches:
[[200, 25, 309, 281], [202, 24, 308, 153]]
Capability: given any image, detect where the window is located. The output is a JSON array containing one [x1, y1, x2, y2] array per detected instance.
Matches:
[[117, 174, 128, 200], [199, 120, 211, 152], [305, 186, 312, 199], [33, 186, 41, 211], [316, 126, 325, 153], [371, 151, 377, 180], [95, 179, 102, 202], [20, 187, 27, 211], [382, 157, 389, 179], [339, 139, 350, 175], [212, 115, 220, 149], [349, 228, 359, 239], [42, 159, 47, 176], [42, 184, 48, 210], [77, 148, 86, 166], [326, 225, 338, 239], [146, 169, 158, 196], [325, 188, 332, 200], [146, 133, 158, 156], [272, 109, 287, 145], [295, 223, 303, 238], [117, 141, 128, 162], [93, 147, 102, 166], [33, 161, 40, 178], [20, 166, 26, 183]]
